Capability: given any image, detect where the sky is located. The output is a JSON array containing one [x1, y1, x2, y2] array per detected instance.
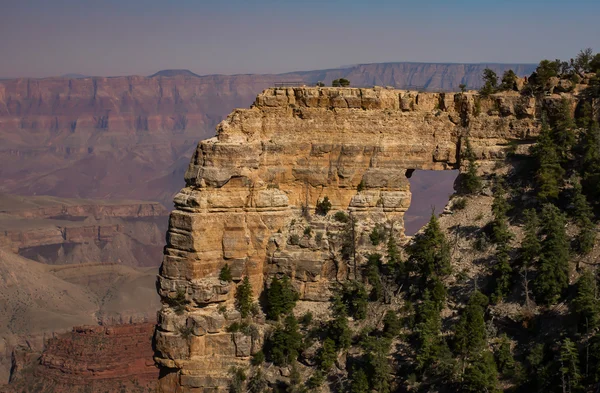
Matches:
[[1, 0, 599, 78]]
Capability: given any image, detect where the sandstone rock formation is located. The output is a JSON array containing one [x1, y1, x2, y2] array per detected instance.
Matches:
[[154, 86, 578, 392]]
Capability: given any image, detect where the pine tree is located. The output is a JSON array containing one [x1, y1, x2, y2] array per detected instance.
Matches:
[[560, 338, 582, 393], [572, 270, 600, 330], [495, 334, 515, 376], [235, 276, 254, 318], [407, 213, 451, 282], [341, 281, 368, 320], [382, 310, 401, 338], [454, 291, 488, 357], [415, 290, 444, 370], [219, 264, 233, 282], [328, 293, 352, 350], [462, 351, 499, 393], [350, 368, 370, 393], [460, 137, 482, 194], [490, 180, 514, 302], [534, 204, 570, 305], [521, 209, 541, 267], [551, 98, 576, 164], [266, 314, 303, 366], [365, 253, 384, 301], [361, 336, 392, 393], [571, 178, 596, 255], [499, 69, 518, 91], [532, 117, 565, 202], [317, 337, 337, 371], [580, 121, 600, 205], [266, 276, 299, 320]]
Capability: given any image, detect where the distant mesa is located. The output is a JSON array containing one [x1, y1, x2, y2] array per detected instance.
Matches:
[[149, 69, 202, 78]]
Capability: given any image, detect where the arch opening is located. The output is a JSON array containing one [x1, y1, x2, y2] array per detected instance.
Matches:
[[404, 169, 459, 235]]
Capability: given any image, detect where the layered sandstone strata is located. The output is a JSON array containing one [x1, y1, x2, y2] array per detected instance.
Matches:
[[6, 323, 158, 393], [155, 86, 575, 392]]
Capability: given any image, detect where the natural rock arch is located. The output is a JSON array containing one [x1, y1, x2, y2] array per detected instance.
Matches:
[[154, 86, 563, 392]]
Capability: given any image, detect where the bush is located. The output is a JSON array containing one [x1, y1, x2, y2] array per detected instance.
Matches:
[[315, 196, 332, 216], [251, 350, 265, 366], [383, 310, 401, 338], [289, 234, 300, 245], [164, 288, 189, 315], [357, 180, 366, 192], [453, 197, 467, 210], [300, 311, 313, 326], [235, 276, 254, 318], [219, 264, 233, 282], [332, 78, 350, 87], [369, 226, 383, 246], [333, 211, 349, 223]]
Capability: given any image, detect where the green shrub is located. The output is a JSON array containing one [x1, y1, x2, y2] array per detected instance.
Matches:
[[315, 196, 332, 216], [289, 234, 300, 245], [164, 288, 189, 315], [453, 197, 467, 210], [303, 226, 312, 238], [369, 226, 383, 246], [333, 211, 349, 223], [251, 350, 265, 366], [357, 180, 366, 192], [219, 264, 233, 282], [300, 311, 313, 326]]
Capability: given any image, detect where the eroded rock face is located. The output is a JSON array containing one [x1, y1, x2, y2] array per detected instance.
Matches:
[[155, 87, 574, 392]]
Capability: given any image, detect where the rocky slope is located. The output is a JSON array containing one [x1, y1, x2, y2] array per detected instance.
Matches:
[[5, 323, 157, 393], [153, 84, 580, 392], [0, 249, 160, 384], [0, 63, 534, 206], [0, 194, 168, 266]]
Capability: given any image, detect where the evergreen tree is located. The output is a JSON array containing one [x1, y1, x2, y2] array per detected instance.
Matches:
[[580, 121, 600, 207], [382, 310, 401, 338], [341, 281, 369, 320], [480, 68, 499, 96], [521, 209, 541, 267], [219, 264, 233, 282], [266, 276, 299, 320], [460, 137, 482, 194], [551, 98, 577, 164], [415, 290, 445, 370], [235, 276, 254, 318], [495, 334, 516, 376], [317, 337, 337, 371], [534, 204, 570, 305], [532, 117, 565, 202], [454, 291, 488, 357], [365, 253, 384, 301], [462, 351, 499, 393], [499, 69, 518, 91], [490, 180, 514, 302], [572, 270, 600, 330], [361, 336, 392, 393], [571, 179, 596, 255], [266, 314, 303, 366], [407, 213, 452, 282], [350, 368, 370, 393], [560, 338, 582, 393], [328, 293, 352, 349]]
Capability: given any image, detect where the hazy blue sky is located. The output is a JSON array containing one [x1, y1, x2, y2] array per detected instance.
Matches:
[[2, 0, 599, 78]]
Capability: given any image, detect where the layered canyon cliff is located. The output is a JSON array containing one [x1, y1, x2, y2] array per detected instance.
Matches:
[[0, 63, 534, 206], [153, 85, 578, 392]]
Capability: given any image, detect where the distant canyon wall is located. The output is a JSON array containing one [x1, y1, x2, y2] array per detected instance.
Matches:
[[0, 63, 535, 206]]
